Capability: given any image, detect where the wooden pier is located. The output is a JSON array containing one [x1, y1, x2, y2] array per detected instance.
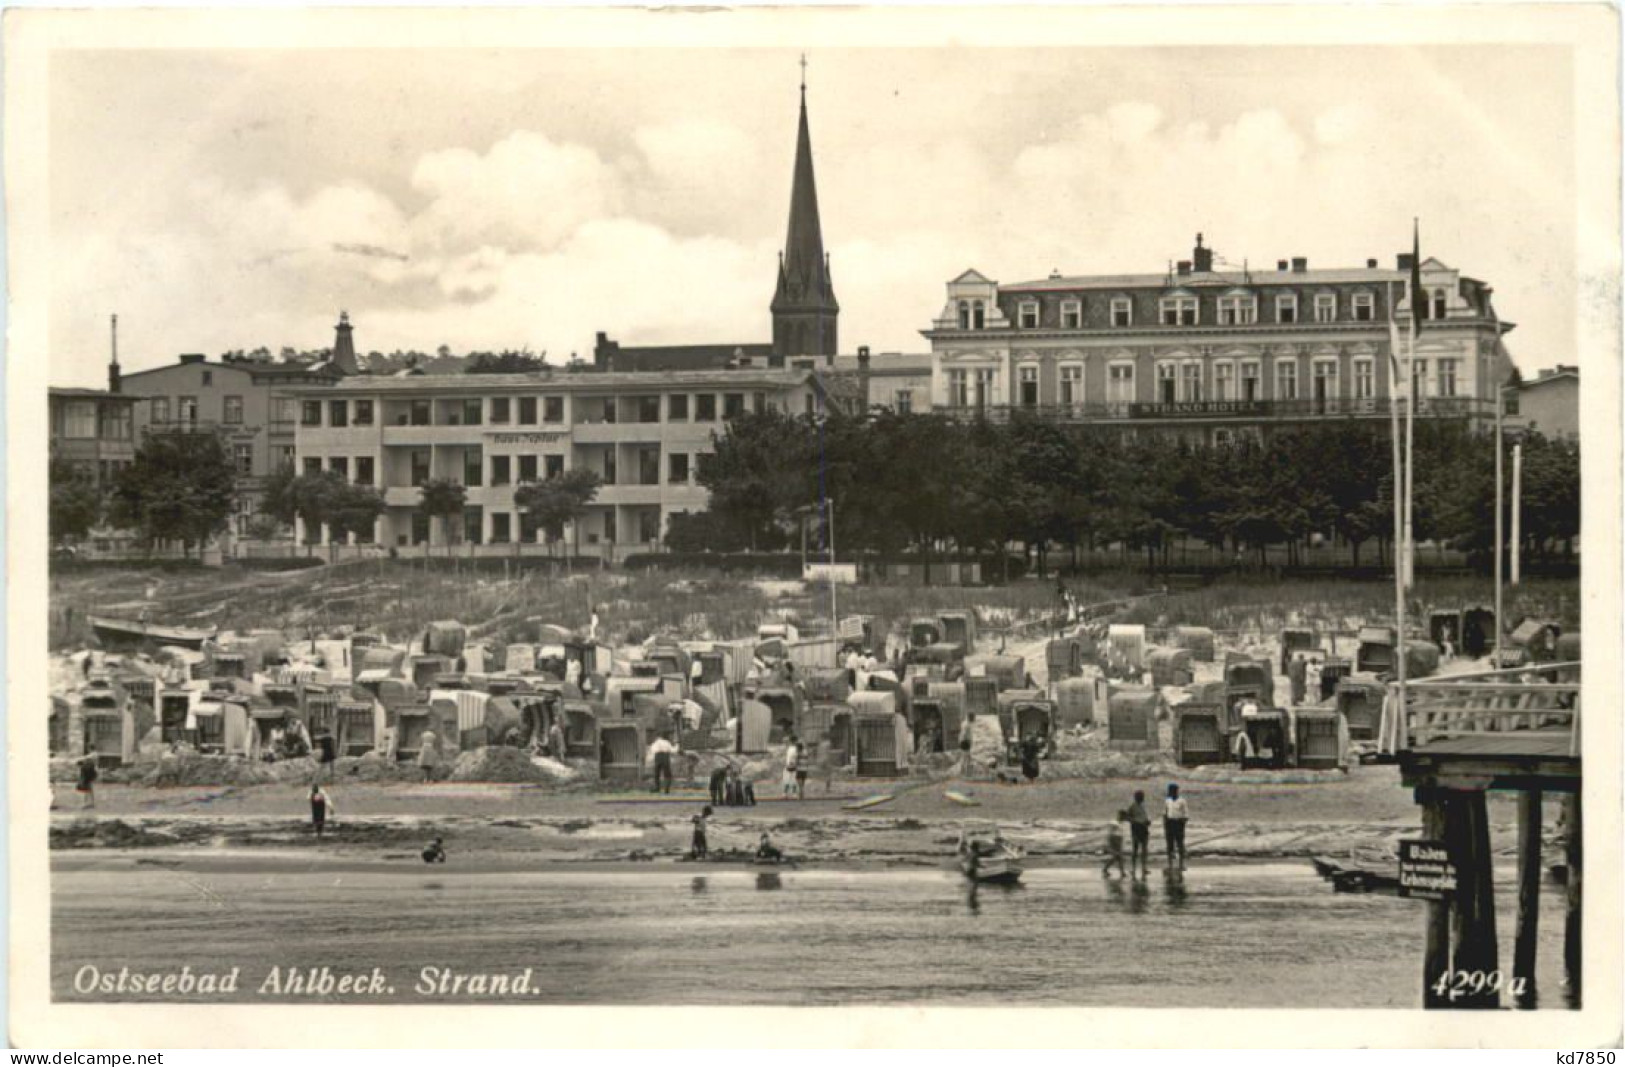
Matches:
[[1395, 662, 1580, 1009]]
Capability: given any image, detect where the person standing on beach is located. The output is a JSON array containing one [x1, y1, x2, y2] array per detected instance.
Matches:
[[417, 730, 438, 782], [648, 733, 677, 794], [690, 805, 712, 859], [1163, 783, 1189, 870], [548, 716, 568, 764], [76, 756, 98, 809], [1102, 810, 1128, 879], [1127, 790, 1152, 878], [782, 735, 802, 799], [309, 783, 334, 838]]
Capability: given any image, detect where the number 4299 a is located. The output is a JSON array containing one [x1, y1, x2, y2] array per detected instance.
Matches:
[[1431, 970, 1527, 1000]]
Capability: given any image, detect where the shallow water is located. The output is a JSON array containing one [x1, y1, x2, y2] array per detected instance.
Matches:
[[53, 861, 1572, 1007]]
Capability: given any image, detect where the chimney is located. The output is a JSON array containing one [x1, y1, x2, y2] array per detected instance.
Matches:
[[857, 346, 872, 414], [1397, 252, 1416, 270], [1366, 258, 1379, 269], [179, 353, 206, 365], [108, 313, 121, 394], [1192, 233, 1213, 274], [1277, 260, 1289, 271], [1177, 260, 1192, 276], [1291, 257, 1308, 273]]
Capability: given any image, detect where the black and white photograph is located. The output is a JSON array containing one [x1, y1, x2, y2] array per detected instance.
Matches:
[[7, 4, 1621, 1049]]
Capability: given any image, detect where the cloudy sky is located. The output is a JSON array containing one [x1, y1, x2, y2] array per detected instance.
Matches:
[[49, 43, 1575, 384]]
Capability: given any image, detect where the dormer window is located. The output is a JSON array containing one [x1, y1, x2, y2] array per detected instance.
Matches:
[[1160, 295, 1198, 327], [957, 300, 970, 330], [1018, 301, 1040, 329], [1429, 288, 1448, 321], [1352, 291, 1375, 322], [1314, 293, 1337, 323], [1218, 293, 1257, 326], [1275, 293, 1298, 324], [1060, 300, 1082, 330], [1111, 298, 1133, 327]]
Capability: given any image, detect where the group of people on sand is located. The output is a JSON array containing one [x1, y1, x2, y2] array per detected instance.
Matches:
[[1103, 783, 1189, 879]]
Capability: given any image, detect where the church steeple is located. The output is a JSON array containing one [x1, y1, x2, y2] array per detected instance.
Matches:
[[771, 55, 839, 364]]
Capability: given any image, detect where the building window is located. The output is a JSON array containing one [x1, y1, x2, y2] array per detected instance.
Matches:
[[1429, 288, 1448, 321], [462, 448, 482, 487], [518, 455, 537, 483], [1061, 301, 1082, 329], [544, 455, 564, 479], [1213, 362, 1234, 402], [491, 455, 511, 487], [1352, 292, 1375, 322], [519, 397, 538, 425], [1353, 358, 1375, 400], [274, 397, 299, 425], [1156, 363, 1178, 405], [947, 370, 969, 407], [201, 371, 213, 387], [234, 445, 253, 476], [151, 397, 171, 424], [894, 389, 913, 413], [668, 394, 689, 421], [972, 301, 985, 330], [1438, 358, 1459, 398], [464, 509, 482, 546], [62, 401, 96, 438], [1018, 302, 1039, 329], [223, 396, 244, 425], [669, 453, 690, 484], [461, 399, 482, 426], [329, 400, 348, 429], [1160, 296, 1198, 326], [354, 400, 373, 426], [1180, 363, 1203, 402], [410, 399, 431, 426], [723, 393, 745, 418], [490, 397, 510, 424], [1111, 298, 1133, 327], [1218, 295, 1257, 325], [356, 456, 374, 485], [410, 451, 430, 487], [972, 369, 995, 408], [1312, 361, 1338, 411], [543, 396, 564, 423], [278, 445, 296, 469], [1059, 364, 1084, 407], [1107, 363, 1135, 407], [1018, 364, 1040, 407], [178, 396, 199, 424], [1241, 361, 1261, 402], [329, 456, 349, 480], [491, 513, 511, 544], [301, 400, 322, 427], [1276, 293, 1298, 324], [303, 457, 322, 475], [638, 396, 661, 423], [1276, 360, 1298, 401], [695, 394, 717, 421], [100, 404, 132, 440], [753, 392, 767, 415], [1314, 293, 1336, 323]]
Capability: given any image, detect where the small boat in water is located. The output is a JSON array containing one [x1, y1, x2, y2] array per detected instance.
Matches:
[[1311, 853, 1400, 894], [89, 614, 216, 651]]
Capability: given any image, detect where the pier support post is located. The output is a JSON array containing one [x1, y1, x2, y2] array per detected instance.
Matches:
[[1564, 792, 1582, 1008], [1447, 789, 1500, 1008], [1513, 789, 1542, 1007], [1421, 790, 1452, 1008]]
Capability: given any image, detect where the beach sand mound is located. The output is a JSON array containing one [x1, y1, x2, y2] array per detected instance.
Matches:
[[139, 754, 320, 787], [51, 817, 182, 849], [1181, 764, 1349, 785], [449, 745, 577, 784]]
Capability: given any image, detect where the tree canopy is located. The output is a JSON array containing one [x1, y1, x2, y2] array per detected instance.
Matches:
[[49, 455, 102, 545], [108, 431, 238, 556]]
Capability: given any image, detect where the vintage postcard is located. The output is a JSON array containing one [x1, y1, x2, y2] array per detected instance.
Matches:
[[7, 3, 1621, 1049]]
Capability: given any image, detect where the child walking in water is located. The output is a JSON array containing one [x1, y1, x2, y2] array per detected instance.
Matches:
[[690, 805, 712, 860], [1102, 810, 1128, 879]]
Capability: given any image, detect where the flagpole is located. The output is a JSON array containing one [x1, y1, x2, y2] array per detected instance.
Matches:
[[1387, 278, 1408, 754]]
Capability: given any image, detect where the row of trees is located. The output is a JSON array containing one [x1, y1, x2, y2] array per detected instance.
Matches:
[[677, 409, 1581, 575], [50, 432, 604, 558]]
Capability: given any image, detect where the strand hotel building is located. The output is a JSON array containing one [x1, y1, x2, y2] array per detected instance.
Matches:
[[923, 235, 1515, 443]]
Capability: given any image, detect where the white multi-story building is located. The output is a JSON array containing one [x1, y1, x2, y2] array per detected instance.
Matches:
[[288, 368, 817, 558]]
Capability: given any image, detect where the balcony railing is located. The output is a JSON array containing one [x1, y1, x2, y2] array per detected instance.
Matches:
[[944, 397, 1492, 424]]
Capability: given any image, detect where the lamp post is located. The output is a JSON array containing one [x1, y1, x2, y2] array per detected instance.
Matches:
[[826, 498, 838, 648], [1493, 380, 1525, 665]]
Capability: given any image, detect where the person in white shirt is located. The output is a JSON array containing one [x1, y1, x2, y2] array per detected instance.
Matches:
[[1304, 659, 1323, 703], [1162, 783, 1189, 869], [648, 734, 678, 794]]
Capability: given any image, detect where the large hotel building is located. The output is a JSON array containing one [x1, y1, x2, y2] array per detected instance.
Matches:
[[924, 235, 1515, 443]]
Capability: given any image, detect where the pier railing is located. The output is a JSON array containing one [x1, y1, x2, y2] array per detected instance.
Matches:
[[1398, 663, 1580, 756]]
